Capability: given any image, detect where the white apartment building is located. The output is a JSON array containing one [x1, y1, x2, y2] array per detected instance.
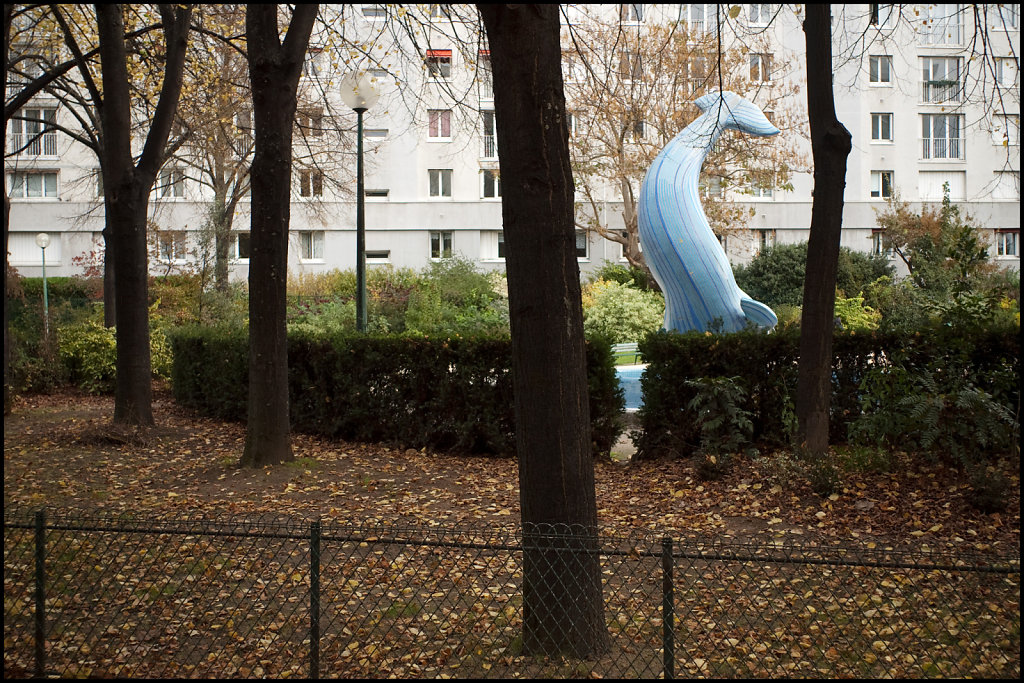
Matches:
[[6, 4, 1020, 282]]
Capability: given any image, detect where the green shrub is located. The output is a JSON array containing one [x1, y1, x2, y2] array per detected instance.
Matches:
[[582, 280, 664, 344], [834, 293, 881, 331], [684, 376, 754, 480], [58, 312, 174, 394], [589, 261, 657, 291]]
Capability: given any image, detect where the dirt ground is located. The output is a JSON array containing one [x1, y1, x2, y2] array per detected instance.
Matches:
[[3, 385, 1019, 552]]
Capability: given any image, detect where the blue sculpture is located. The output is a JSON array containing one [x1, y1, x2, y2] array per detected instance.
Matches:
[[637, 91, 780, 333]]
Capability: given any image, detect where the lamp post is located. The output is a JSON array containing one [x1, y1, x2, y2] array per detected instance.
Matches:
[[339, 71, 380, 332], [35, 232, 50, 339]]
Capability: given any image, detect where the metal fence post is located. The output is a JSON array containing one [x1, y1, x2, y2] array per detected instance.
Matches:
[[310, 519, 321, 680], [662, 536, 674, 680], [34, 509, 46, 678]]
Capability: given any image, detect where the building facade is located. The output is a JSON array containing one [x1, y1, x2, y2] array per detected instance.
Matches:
[[6, 4, 1020, 282]]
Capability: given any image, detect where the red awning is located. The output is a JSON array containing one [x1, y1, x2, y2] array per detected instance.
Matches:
[[426, 49, 451, 58], [479, 49, 490, 55]]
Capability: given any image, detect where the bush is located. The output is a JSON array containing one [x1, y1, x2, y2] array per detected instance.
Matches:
[[589, 261, 657, 291], [582, 280, 664, 344], [171, 329, 623, 457], [684, 376, 754, 480]]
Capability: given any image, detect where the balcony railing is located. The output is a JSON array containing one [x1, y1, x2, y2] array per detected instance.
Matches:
[[481, 134, 497, 158], [921, 137, 965, 160], [479, 78, 493, 100], [7, 131, 57, 156], [921, 80, 963, 104]]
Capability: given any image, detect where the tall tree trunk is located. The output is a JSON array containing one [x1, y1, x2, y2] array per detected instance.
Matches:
[[102, 225, 116, 327], [796, 4, 852, 455], [478, 4, 607, 658], [97, 3, 191, 426], [239, 4, 317, 467]]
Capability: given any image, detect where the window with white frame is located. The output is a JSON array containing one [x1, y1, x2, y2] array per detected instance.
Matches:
[[366, 250, 391, 264], [921, 56, 963, 103], [871, 113, 893, 142], [992, 114, 1020, 146], [481, 111, 497, 157], [995, 230, 1018, 257], [425, 49, 452, 79], [990, 3, 1018, 30], [296, 108, 323, 138], [365, 188, 389, 199], [869, 55, 892, 84], [687, 55, 708, 93], [748, 175, 773, 198], [993, 171, 1020, 200], [617, 230, 630, 261], [869, 3, 895, 27], [299, 169, 323, 197], [430, 230, 453, 259], [994, 57, 1018, 88], [428, 109, 452, 140], [481, 169, 501, 198], [95, 169, 104, 198], [303, 48, 324, 80], [10, 171, 60, 199], [921, 3, 963, 45], [364, 128, 388, 140], [685, 4, 715, 34], [871, 229, 893, 257], [8, 106, 57, 156], [921, 113, 963, 160], [156, 231, 187, 262], [700, 175, 723, 197], [620, 3, 643, 22], [480, 230, 505, 260], [298, 231, 324, 260], [429, 4, 449, 20], [478, 51, 493, 99], [716, 231, 729, 255], [749, 4, 771, 26], [362, 4, 386, 19], [624, 113, 645, 141], [870, 170, 894, 199], [155, 167, 185, 198], [619, 51, 643, 81], [749, 53, 772, 82], [755, 228, 776, 253], [429, 169, 452, 197], [233, 108, 253, 158], [575, 230, 589, 259], [232, 231, 251, 261], [918, 171, 966, 201]]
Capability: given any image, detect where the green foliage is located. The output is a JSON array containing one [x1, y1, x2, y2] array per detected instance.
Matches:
[[170, 329, 623, 458], [582, 280, 665, 344], [684, 376, 754, 480], [834, 294, 881, 331], [589, 260, 657, 291]]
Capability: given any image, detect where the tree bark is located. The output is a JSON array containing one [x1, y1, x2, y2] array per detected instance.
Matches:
[[239, 4, 317, 467], [796, 4, 852, 455], [478, 4, 607, 658]]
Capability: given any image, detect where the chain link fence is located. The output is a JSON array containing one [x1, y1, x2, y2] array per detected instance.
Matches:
[[4, 507, 1019, 678]]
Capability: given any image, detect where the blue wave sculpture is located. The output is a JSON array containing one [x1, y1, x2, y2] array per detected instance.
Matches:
[[638, 91, 780, 333]]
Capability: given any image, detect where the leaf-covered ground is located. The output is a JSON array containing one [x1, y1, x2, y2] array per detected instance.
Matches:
[[3, 386, 1019, 553]]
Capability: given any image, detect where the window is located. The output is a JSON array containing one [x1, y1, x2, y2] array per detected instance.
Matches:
[[365, 188, 389, 198], [869, 55, 892, 84], [303, 48, 324, 80], [717, 232, 729, 254], [870, 170, 893, 198], [871, 113, 893, 142], [871, 229, 893, 257], [362, 4, 386, 18], [232, 232, 251, 261], [425, 49, 452, 79], [428, 109, 452, 139], [575, 230, 589, 259], [755, 229, 776, 253], [234, 109, 253, 157], [429, 4, 449, 20], [686, 4, 711, 34], [869, 3, 895, 27], [156, 167, 184, 198], [995, 230, 1018, 257], [299, 170, 323, 197], [990, 3, 1018, 30], [481, 169, 501, 198], [918, 171, 966, 201], [749, 53, 772, 82], [748, 176, 773, 198], [624, 114, 645, 141], [430, 231, 453, 259], [95, 169, 104, 198], [367, 67, 388, 80], [298, 231, 324, 260], [481, 111, 497, 157], [8, 107, 57, 156], [921, 114, 964, 160], [620, 3, 643, 22], [993, 57, 1018, 88], [157, 231, 187, 262], [687, 56, 708, 93], [921, 4, 963, 45], [700, 175, 723, 197], [993, 171, 1020, 200], [478, 51, 493, 99], [749, 4, 771, 26], [619, 51, 643, 81], [429, 169, 452, 197], [364, 128, 389, 140], [366, 250, 390, 263], [921, 56, 963, 103], [481, 230, 505, 260], [562, 52, 583, 84], [296, 109, 323, 138], [992, 114, 1020, 146]]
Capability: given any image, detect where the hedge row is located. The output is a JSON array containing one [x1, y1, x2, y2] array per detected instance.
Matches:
[[634, 325, 1020, 460], [170, 329, 624, 457]]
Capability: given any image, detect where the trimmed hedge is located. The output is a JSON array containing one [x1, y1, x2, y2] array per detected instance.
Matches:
[[170, 329, 624, 458], [634, 325, 1020, 460]]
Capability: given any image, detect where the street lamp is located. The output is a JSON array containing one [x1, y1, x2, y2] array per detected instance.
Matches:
[[35, 232, 50, 339], [339, 71, 380, 333]]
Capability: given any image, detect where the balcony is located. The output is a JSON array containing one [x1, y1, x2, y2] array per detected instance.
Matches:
[[921, 137, 965, 160], [481, 134, 497, 159], [8, 131, 57, 156], [921, 80, 963, 104]]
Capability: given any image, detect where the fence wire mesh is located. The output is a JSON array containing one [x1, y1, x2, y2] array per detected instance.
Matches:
[[3, 507, 1019, 679]]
